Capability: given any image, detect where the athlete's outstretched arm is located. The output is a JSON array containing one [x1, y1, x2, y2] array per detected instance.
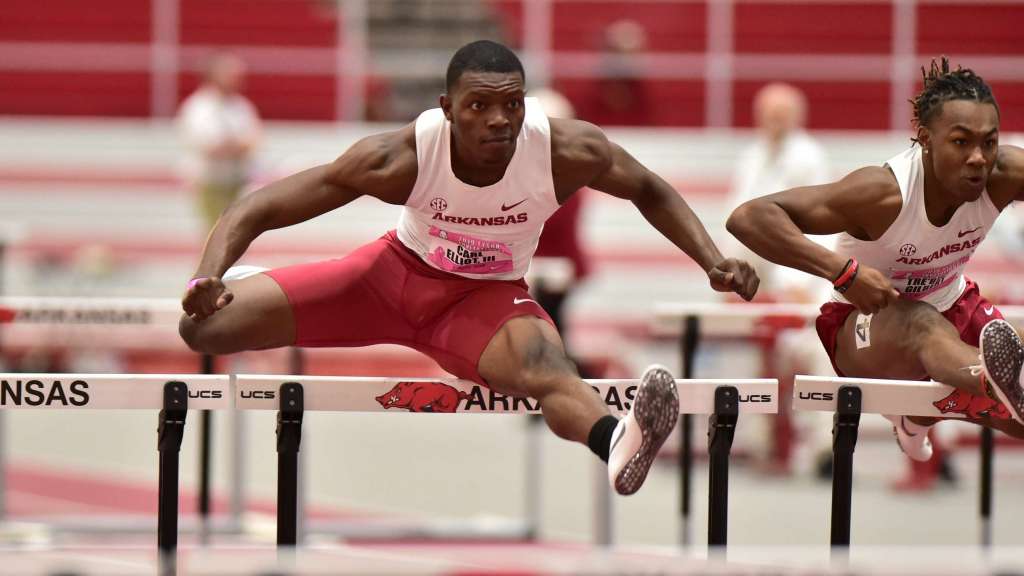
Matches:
[[726, 166, 901, 313], [551, 119, 757, 300], [183, 123, 417, 320], [993, 145, 1024, 203]]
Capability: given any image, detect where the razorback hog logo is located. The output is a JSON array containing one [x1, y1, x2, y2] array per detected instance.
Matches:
[[376, 381, 469, 413], [933, 388, 1010, 420]]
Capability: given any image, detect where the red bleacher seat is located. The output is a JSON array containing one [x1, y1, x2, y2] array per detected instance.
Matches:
[[734, 80, 891, 131], [918, 4, 1024, 55], [179, 0, 337, 47], [0, 71, 150, 117], [734, 2, 891, 54], [0, 0, 151, 43]]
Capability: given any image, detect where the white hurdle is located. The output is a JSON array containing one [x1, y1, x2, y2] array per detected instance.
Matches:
[[0, 372, 776, 555], [654, 300, 1024, 550], [0, 296, 244, 543], [234, 374, 777, 548], [0, 372, 231, 558], [793, 375, 1001, 553]]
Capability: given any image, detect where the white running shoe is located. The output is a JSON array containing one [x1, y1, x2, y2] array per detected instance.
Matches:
[[607, 364, 680, 495], [978, 319, 1024, 425], [884, 415, 933, 462]]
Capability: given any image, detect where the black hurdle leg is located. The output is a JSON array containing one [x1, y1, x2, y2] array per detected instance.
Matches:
[[198, 354, 214, 544], [707, 385, 738, 549], [276, 382, 304, 547], [830, 385, 862, 553], [980, 426, 994, 548], [158, 381, 188, 573], [679, 314, 699, 546]]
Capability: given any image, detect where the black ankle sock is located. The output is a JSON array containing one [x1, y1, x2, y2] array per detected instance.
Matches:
[[587, 415, 620, 462]]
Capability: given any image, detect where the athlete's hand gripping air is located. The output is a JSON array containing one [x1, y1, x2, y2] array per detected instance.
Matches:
[[182, 277, 233, 322], [707, 258, 759, 301], [842, 264, 900, 315]]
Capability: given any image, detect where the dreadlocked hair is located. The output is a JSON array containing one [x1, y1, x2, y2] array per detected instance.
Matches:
[[911, 57, 998, 144]]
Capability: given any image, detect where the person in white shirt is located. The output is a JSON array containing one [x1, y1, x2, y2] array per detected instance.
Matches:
[[177, 53, 262, 234], [728, 83, 835, 476], [730, 82, 831, 296]]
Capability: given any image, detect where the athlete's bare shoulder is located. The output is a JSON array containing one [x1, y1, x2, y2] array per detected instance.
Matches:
[[774, 164, 901, 240], [548, 117, 612, 199], [987, 144, 1024, 209], [326, 122, 418, 205]]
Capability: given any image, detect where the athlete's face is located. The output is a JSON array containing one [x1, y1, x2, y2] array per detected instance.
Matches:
[[441, 71, 526, 168], [919, 99, 999, 203]]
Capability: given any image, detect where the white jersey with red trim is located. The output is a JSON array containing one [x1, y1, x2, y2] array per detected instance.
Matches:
[[396, 97, 560, 280], [832, 145, 1000, 311]]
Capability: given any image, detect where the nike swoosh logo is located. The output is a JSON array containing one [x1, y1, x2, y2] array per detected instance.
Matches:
[[501, 199, 527, 211], [513, 298, 536, 305], [958, 227, 982, 238], [984, 306, 995, 316]]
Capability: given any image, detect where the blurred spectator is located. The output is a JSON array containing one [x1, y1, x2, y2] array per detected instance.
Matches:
[[177, 53, 262, 235], [729, 82, 830, 297], [576, 19, 652, 126], [728, 82, 834, 477], [530, 88, 595, 377]]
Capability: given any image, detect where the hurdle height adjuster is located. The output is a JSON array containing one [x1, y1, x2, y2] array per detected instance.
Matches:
[[276, 382, 304, 547], [707, 385, 739, 548], [157, 380, 188, 555]]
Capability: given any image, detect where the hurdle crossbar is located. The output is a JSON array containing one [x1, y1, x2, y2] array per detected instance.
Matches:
[[794, 375, 972, 418], [234, 375, 778, 414]]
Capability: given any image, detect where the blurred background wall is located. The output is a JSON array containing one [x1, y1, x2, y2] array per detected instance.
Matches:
[[1, 0, 1022, 129]]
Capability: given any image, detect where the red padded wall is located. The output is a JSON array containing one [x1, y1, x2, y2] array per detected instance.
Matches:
[[734, 2, 891, 54], [0, 0, 151, 42]]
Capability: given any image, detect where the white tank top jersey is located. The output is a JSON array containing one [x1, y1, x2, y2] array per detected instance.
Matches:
[[396, 97, 560, 280], [832, 145, 1000, 311]]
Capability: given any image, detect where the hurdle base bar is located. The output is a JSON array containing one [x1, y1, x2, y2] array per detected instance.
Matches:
[[157, 381, 188, 555], [301, 517, 536, 542], [276, 382, 304, 547], [830, 385, 861, 552], [707, 386, 738, 549]]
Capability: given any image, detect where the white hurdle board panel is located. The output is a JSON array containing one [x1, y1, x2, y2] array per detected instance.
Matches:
[[235, 375, 778, 414], [651, 302, 1024, 338], [793, 375, 991, 418], [0, 373, 231, 410], [0, 297, 183, 326]]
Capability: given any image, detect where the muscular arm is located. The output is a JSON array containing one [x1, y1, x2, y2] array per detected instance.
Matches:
[[550, 118, 756, 298], [988, 145, 1024, 207], [192, 124, 417, 279], [725, 166, 900, 281]]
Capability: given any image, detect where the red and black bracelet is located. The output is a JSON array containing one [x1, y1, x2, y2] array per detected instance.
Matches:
[[832, 258, 859, 294]]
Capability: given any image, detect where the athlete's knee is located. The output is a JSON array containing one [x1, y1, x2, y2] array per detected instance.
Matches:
[[517, 337, 579, 399], [178, 315, 237, 355]]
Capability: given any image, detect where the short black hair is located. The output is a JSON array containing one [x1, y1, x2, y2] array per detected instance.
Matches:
[[445, 40, 525, 92], [911, 57, 998, 142]]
